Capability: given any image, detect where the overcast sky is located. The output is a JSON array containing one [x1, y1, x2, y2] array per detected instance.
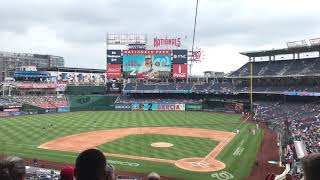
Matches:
[[0, 0, 320, 75]]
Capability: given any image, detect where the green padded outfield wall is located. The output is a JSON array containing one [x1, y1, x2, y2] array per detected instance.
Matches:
[[21, 104, 46, 114], [68, 95, 117, 111]]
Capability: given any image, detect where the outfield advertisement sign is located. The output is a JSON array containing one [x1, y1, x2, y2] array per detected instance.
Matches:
[[0, 112, 10, 117], [185, 104, 203, 111], [123, 89, 191, 94], [123, 50, 172, 79], [57, 107, 70, 113], [131, 103, 185, 111], [115, 104, 132, 110]]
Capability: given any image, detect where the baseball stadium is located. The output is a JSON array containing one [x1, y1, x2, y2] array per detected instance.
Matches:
[[1, 33, 319, 180]]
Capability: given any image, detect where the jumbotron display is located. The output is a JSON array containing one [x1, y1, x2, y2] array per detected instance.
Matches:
[[106, 49, 188, 79], [123, 50, 171, 78]]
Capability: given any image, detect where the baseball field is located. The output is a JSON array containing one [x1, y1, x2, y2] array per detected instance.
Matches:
[[0, 111, 262, 180]]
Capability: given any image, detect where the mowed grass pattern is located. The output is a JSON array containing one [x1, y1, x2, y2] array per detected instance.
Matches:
[[0, 111, 261, 180], [98, 134, 219, 160]]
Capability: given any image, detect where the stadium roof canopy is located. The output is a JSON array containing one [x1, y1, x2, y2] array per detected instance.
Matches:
[[39, 67, 105, 73], [240, 45, 320, 57]]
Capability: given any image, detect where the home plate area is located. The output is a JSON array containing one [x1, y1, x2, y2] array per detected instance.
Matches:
[[175, 158, 226, 172]]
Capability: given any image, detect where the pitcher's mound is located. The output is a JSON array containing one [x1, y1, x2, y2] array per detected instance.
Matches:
[[151, 142, 174, 148]]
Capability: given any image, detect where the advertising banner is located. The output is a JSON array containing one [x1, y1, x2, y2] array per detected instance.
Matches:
[[123, 50, 171, 78], [17, 85, 57, 89], [57, 107, 70, 113], [132, 103, 185, 111], [157, 104, 175, 111], [174, 104, 185, 111], [172, 64, 187, 78], [0, 112, 10, 117], [172, 50, 187, 64], [132, 103, 158, 111], [106, 64, 122, 78], [127, 44, 146, 50], [107, 50, 122, 64], [115, 104, 132, 110], [185, 104, 203, 111], [3, 108, 20, 112]]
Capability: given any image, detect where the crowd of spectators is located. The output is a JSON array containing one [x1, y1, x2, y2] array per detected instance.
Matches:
[[123, 82, 234, 94], [124, 82, 193, 92], [123, 81, 320, 94], [230, 57, 320, 77], [0, 98, 22, 107], [1, 150, 319, 180], [254, 101, 320, 154], [115, 95, 203, 104], [0, 149, 159, 180], [8, 95, 68, 108], [254, 102, 320, 179]]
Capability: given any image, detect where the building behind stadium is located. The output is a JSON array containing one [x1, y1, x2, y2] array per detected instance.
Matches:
[[0, 51, 64, 81]]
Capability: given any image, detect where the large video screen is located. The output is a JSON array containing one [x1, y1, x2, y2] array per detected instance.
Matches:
[[123, 50, 171, 78]]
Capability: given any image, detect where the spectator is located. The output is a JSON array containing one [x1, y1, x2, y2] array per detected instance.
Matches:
[[147, 172, 160, 180], [0, 156, 26, 180], [105, 163, 115, 180], [302, 153, 320, 180], [60, 166, 74, 180], [74, 149, 107, 180]]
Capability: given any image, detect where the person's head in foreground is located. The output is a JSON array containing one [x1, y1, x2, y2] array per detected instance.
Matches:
[[302, 153, 320, 180], [0, 156, 26, 180], [60, 166, 74, 180], [147, 172, 160, 180], [75, 149, 107, 180]]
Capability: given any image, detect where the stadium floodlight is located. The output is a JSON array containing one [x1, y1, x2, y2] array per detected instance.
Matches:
[[309, 38, 320, 46]]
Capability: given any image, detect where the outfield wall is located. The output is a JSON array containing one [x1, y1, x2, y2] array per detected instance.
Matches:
[[68, 95, 116, 111]]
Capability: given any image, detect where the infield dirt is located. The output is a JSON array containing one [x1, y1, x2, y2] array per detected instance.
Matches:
[[39, 127, 235, 172]]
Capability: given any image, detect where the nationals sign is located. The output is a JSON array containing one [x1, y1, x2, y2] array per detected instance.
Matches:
[[153, 37, 181, 48], [172, 64, 187, 78], [106, 64, 122, 78]]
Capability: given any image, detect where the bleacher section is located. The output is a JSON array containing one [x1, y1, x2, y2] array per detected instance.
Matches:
[[230, 58, 320, 77], [0, 98, 22, 107], [123, 83, 193, 93], [254, 102, 320, 154], [9, 95, 68, 108]]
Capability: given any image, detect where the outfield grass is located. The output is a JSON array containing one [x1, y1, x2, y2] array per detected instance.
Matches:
[[98, 134, 219, 160], [0, 111, 262, 180]]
